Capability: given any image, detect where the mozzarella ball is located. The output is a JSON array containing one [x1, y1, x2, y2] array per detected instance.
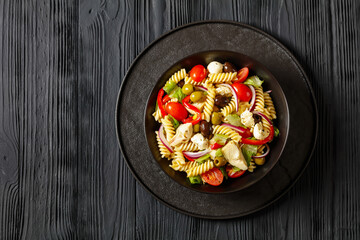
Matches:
[[207, 61, 223, 74]]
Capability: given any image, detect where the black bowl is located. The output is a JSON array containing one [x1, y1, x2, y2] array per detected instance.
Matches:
[[145, 50, 289, 194]]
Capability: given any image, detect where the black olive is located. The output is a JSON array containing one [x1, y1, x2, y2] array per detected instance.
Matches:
[[214, 95, 230, 108], [254, 114, 262, 124], [200, 120, 212, 138], [213, 105, 220, 112], [177, 80, 185, 88], [223, 62, 237, 73]]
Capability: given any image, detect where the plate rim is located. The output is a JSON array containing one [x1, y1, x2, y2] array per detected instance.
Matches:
[[115, 20, 319, 219]]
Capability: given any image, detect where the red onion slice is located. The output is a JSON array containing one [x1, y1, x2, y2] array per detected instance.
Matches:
[[183, 149, 210, 159], [219, 84, 239, 112], [195, 86, 208, 91], [253, 144, 270, 158], [159, 124, 173, 153], [264, 90, 272, 94], [221, 123, 247, 134], [249, 85, 256, 111]]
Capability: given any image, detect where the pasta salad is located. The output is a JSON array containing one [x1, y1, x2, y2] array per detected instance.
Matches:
[[153, 61, 278, 186]]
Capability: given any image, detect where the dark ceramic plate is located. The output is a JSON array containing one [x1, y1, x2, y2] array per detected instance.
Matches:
[[116, 21, 318, 219], [145, 50, 289, 194]]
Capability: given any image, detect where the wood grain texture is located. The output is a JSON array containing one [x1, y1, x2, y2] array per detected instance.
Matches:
[[0, 0, 359, 239]]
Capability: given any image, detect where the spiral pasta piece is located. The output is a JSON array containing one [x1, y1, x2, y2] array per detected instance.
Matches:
[[184, 76, 204, 85], [152, 108, 162, 123], [264, 92, 277, 120], [171, 161, 199, 172], [206, 72, 237, 84], [165, 68, 186, 85], [174, 142, 199, 152], [212, 125, 242, 142], [254, 86, 265, 113], [186, 160, 214, 177], [262, 118, 271, 132], [155, 131, 171, 159], [162, 115, 175, 141], [171, 151, 186, 166], [248, 160, 256, 172], [220, 96, 237, 117], [202, 84, 216, 122]]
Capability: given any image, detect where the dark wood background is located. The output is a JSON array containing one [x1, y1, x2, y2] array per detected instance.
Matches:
[[0, 0, 359, 239]]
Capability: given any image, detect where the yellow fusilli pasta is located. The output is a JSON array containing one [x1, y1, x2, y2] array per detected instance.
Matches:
[[254, 86, 265, 113], [174, 142, 199, 152], [162, 115, 175, 141], [171, 151, 186, 168], [155, 131, 172, 159], [165, 68, 186, 85], [264, 92, 277, 120], [202, 84, 216, 122], [184, 76, 204, 85], [248, 160, 256, 172], [206, 72, 237, 84], [221, 96, 237, 116], [186, 160, 214, 177], [212, 125, 242, 142], [152, 108, 162, 123], [171, 161, 198, 172]]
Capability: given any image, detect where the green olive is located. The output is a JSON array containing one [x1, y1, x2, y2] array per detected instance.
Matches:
[[211, 112, 222, 125], [214, 157, 226, 167], [182, 84, 194, 95], [190, 91, 203, 102], [254, 156, 265, 165], [193, 123, 200, 133]]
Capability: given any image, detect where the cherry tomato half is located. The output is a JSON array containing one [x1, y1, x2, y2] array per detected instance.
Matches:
[[165, 102, 188, 121], [234, 67, 249, 83], [226, 165, 246, 178], [232, 82, 252, 102], [201, 168, 224, 186], [189, 65, 207, 82]]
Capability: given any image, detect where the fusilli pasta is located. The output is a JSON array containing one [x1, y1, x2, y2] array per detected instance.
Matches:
[[186, 160, 214, 177], [162, 115, 175, 141], [171, 151, 186, 167], [202, 84, 216, 122], [212, 125, 242, 142], [264, 92, 276, 120], [206, 72, 237, 84], [184, 76, 205, 85], [174, 142, 199, 152], [166, 68, 186, 85], [171, 161, 198, 172], [221, 96, 237, 116], [155, 131, 172, 159]]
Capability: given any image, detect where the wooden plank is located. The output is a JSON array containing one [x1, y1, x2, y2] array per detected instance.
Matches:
[[331, 0, 360, 239], [77, 0, 137, 239], [0, 0, 78, 239]]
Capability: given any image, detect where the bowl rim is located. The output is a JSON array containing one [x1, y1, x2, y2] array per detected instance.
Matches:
[[115, 20, 318, 219], [143, 49, 290, 194]]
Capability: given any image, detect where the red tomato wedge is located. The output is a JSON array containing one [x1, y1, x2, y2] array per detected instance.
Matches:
[[165, 102, 188, 121], [189, 65, 207, 82], [201, 168, 224, 186], [226, 165, 246, 178], [234, 67, 249, 83], [232, 82, 252, 102]]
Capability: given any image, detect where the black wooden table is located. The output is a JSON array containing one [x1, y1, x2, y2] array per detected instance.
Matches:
[[1, 0, 359, 239]]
